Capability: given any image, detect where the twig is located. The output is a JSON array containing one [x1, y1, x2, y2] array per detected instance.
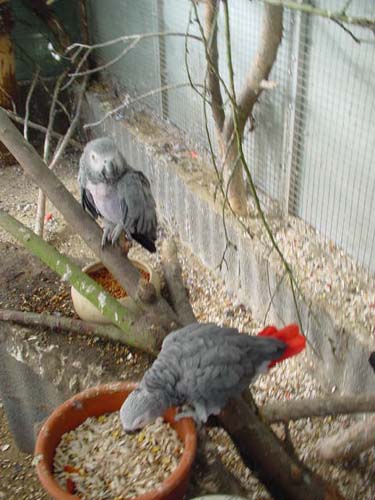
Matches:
[[36, 75, 72, 120], [23, 68, 40, 140], [65, 31, 202, 52], [316, 415, 375, 462], [0, 85, 17, 113], [261, 0, 375, 30], [1, 108, 82, 149], [261, 395, 375, 423], [35, 71, 68, 237], [332, 19, 361, 44], [62, 48, 92, 90], [0, 308, 139, 345], [69, 38, 141, 78], [48, 75, 88, 170], [84, 83, 204, 129]]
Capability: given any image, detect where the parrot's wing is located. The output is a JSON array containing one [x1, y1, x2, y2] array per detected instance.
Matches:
[[161, 323, 209, 350], [118, 170, 157, 252], [78, 157, 101, 219]]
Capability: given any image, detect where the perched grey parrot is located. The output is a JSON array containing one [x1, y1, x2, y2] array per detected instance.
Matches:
[[78, 137, 157, 252], [120, 323, 305, 430]]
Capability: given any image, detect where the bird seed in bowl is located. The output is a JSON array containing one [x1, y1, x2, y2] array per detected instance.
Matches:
[[53, 413, 183, 499]]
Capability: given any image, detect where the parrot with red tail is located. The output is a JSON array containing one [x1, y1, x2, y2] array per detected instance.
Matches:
[[120, 322, 306, 431]]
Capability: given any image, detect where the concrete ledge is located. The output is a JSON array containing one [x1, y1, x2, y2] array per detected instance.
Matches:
[[83, 91, 375, 395]]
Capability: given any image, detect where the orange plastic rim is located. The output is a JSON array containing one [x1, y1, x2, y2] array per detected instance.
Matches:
[[34, 382, 197, 500]]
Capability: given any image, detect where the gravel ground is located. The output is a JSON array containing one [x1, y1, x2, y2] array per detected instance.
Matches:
[[0, 155, 374, 499]]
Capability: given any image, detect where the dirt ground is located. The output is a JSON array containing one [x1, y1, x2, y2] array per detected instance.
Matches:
[[1, 154, 375, 499]]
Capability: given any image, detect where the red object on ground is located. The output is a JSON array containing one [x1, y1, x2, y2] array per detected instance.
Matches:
[[257, 323, 306, 368], [34, 382, 197, 500], [45, 213, 53, 222]]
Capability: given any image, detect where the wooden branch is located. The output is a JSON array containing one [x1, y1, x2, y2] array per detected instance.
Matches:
[[49, 75, 88, 170], [204, 0, 225, 133], [262, 1, 375, 30], [161, 239, 197, 326], [224, 4, 283, 141], [85, 82, 204, 129], [1, 108, 83, 148], [261, 395, 375, 423], [35, 71, 67, 237], [0, 210, 158, 355], [316, 415, 375, 462], [0, 109, 179, 339], [219, 397, 344, 499], [0, 308, 143, 347], [23, 68, 40, 140]]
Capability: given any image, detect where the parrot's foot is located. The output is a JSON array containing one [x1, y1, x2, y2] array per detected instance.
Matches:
[[110, 223, 125, 245], [101, 223, 114, 248], [175, 408, 198, 422]]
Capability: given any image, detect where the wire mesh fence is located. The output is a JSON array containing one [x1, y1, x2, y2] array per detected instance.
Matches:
[[86, 0, 375, 276]]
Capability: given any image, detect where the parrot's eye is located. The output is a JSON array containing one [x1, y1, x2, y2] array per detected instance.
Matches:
[[91, 153, 96, 161]]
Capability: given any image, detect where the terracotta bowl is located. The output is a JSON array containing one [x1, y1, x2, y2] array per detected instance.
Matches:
[[71, 259, 160, 324], [34, 382, 197, 500]]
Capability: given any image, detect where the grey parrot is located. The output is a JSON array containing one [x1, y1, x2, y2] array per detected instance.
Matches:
[[120, 323, 305, 430], [78, 137, 157, 252]]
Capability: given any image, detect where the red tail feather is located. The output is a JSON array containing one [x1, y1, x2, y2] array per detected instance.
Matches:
[[257, 323, 306, 368]]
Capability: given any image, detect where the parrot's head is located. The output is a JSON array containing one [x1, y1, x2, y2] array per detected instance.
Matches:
[[84, 137, 126, 183], [119, 387, 170, 432]]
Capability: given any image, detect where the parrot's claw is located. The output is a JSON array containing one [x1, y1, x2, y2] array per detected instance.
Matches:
[[175, 407, 198, 422], [111, 223, 125, 245], [101, 225, 113, 248]]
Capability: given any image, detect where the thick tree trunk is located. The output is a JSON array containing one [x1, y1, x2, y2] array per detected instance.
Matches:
[[219, 397, 344, 500], [222, 4, 283, 216], [161, 239, 197, 326]]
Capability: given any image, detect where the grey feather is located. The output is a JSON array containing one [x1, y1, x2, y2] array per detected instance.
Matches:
[[78, 137, 157, 252], [120, 323, 286, 431]]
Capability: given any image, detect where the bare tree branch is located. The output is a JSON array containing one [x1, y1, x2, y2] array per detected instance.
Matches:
[[224, 4, 283, 142], [23, 68, 40, 140], [316, 415, 375, 462], [69, 38, 141, 78], [48, 75, 88, 170], [262, 0, 375, 30], [84, 82, 204, 129], [261, 395, 375, 423], [219, 396, 343, 499], [204, 0, 225, 133], [66, 31, 202, 53], [1, 108, 82, 148], [35, 71, 67, 237], [0, 308, 139, 346]]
